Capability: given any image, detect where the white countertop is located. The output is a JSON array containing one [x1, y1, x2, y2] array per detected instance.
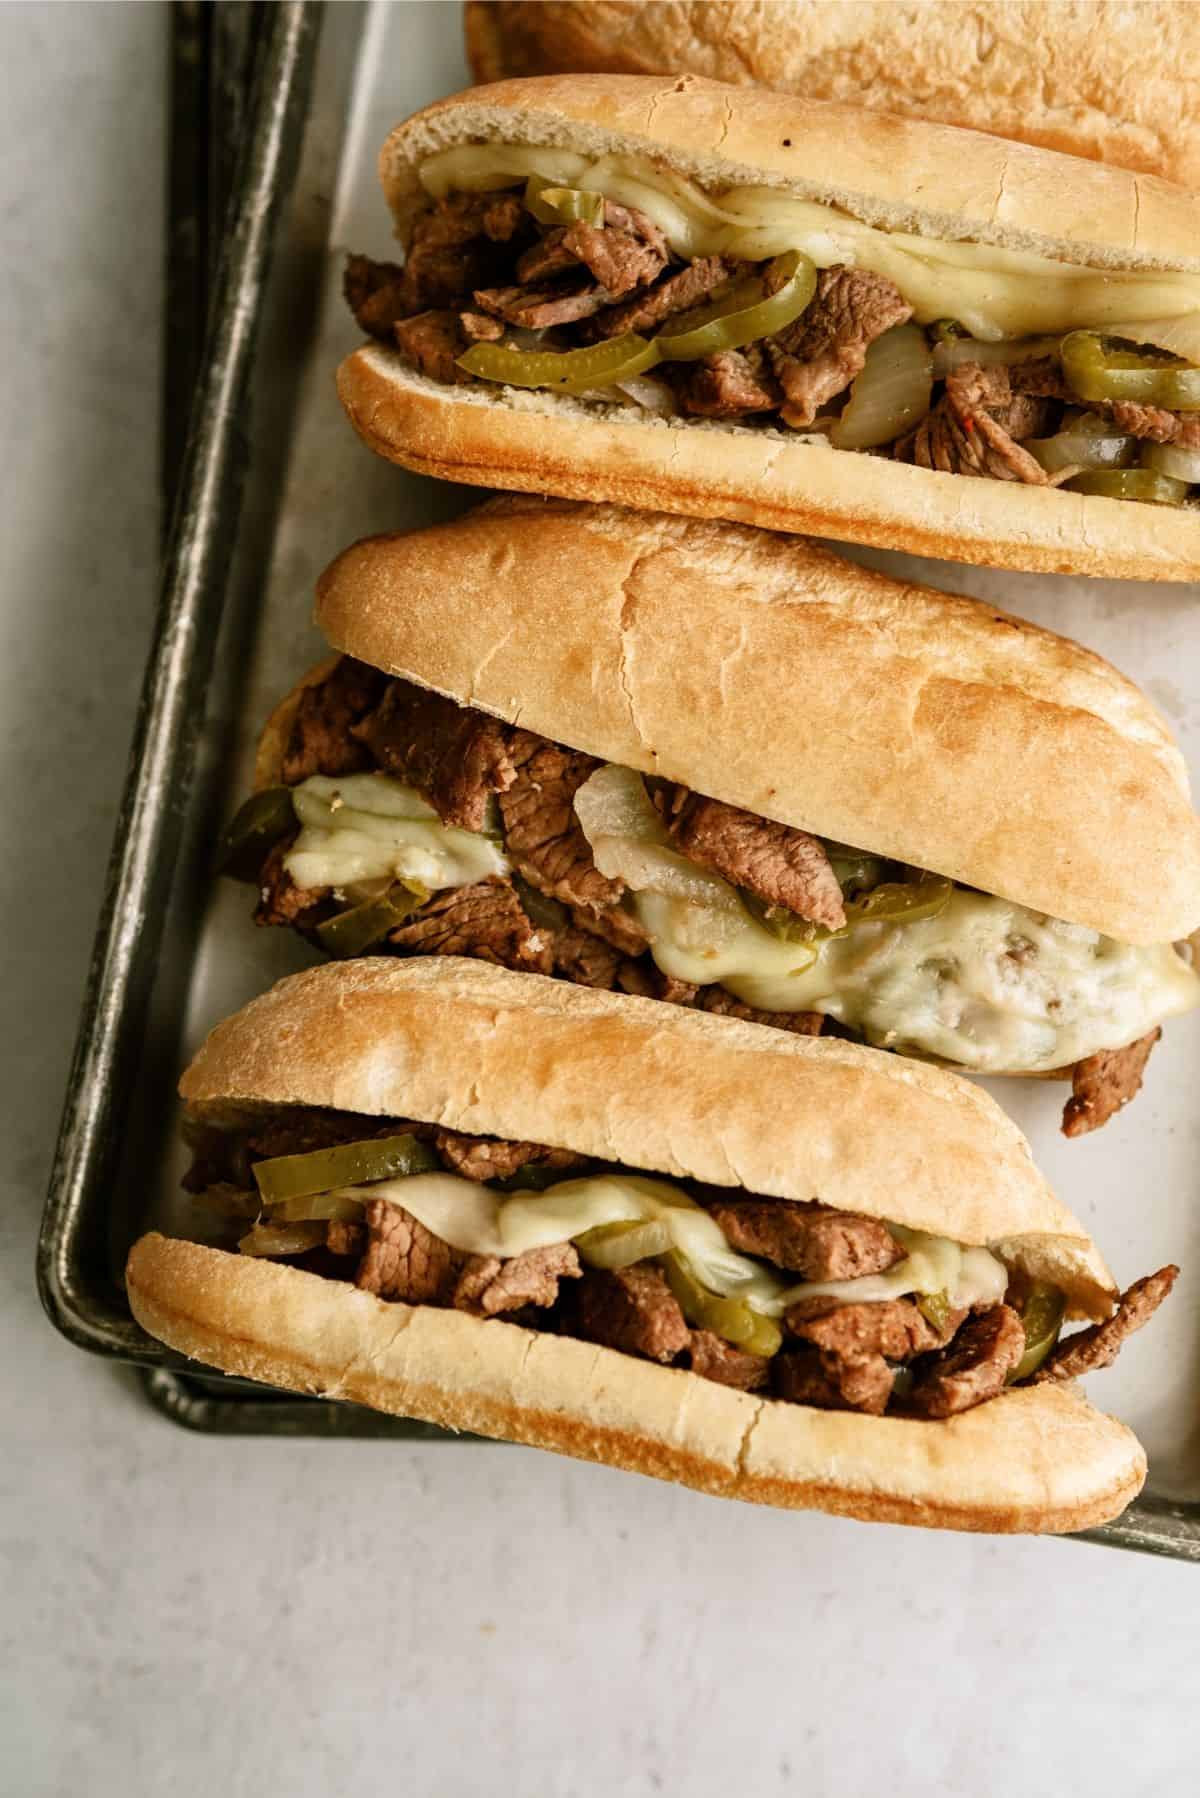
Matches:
[[3, 6, 1198, 1793]]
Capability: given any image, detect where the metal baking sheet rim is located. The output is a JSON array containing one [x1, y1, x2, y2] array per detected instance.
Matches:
[[37, 0, 1200, 1554]]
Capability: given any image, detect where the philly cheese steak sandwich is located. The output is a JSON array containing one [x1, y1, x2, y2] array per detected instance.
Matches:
[[126, 959, 1175, 1533], [222, 501, 1200, 1137], [338, 74, 1200, 580]]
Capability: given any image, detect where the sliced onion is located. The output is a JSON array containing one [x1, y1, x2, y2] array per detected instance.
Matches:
[[1141, 441, 1200, 483], [1027, 429, 1134, 475], [930, 334, 1061, 379], [238, 1220, 328, 1258], [573, 765, 738, 908], [613, 374, 678, 414], [576, 1219, 671, 1270], [830, 323, 932, 451]]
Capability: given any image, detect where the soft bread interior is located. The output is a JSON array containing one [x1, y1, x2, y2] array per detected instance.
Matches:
[[380, 74, 1200, 272], [310, 498, 1200, 946], [126, 1234, 1146, 1535], [179, 958, 1117, 1317]]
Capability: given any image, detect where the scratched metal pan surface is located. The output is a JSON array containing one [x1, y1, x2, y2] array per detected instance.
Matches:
[[39, 0, 1200, 1546]]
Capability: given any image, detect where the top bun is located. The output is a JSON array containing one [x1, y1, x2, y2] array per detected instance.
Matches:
[[381, 72, 1200, 273], [180, 957, 1115, 1316], [315, 499, 1200, 946]]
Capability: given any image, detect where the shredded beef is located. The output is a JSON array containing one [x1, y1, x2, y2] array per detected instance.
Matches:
[[357, 1199, 463, 1303], [351, 678, 516, 831], [1110, 402, 1200, 446], [705, 1198, 904, 1281], [901, 1304, 1026, 1419], [1062, 1028, 1160, 1138], [393, 309, 470, 384], [498, 732, 623, 915], [454, 1242, 581, 1315], [473, 280, 609, 329], [673, 348, 780, 417], [897, 363, 1059, 485], [767, 265, 912, 427], [281, 657, 389, 785], [254, 840, 328, 929], [687, 1330, 770, 1391], [434, 1130, 585, 1184], [653, 781, 845, 929], [589, 255, 739, 339], [568, 1264, 691, 1362], [387, 878, 551, 969], [1034, 1266, 1178, 1383]]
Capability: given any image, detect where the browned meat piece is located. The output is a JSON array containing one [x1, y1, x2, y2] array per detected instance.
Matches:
[[254, 840, 328, 929], [498, 732, 623, 914], [567, 901, 649, 958], [767, 265, 912, 427], [673, 348, 780, 417], [344, 254, 409, 341], [281, 656, 389, 785], [480, 193, 524, 242], [786, 1297, 942, 1359], [562, 217, 668, 298], [654, 781, 845, 929], [356, 1199, 463, 1303], [902, 1304, 1026, 1419], [472, 280, 609, 328], [388, 878, 552, 969], [949, 363, 1053, 439], [707, 1197, 904, 1281], [434, 1129, 585, 1184], [569, 1265, 691, 1362], [617, 962, 701, 1006], [550, 923, 629, 989], [687, 1330, 770, 1391], [1009, 355, 1073, 401], [693, 987, 825, 1036], [398, 193, 518, 314], [454, 1242, 581, 1315], [1034, 1266, 1178, 1384], [326, 1220, 365, 1258], [515, 226, 578, 283], [393, 309, 469, 384], [589, 256, 738, 339], [460, 309, 504, 342], [1109, 402, 1200, 446], [898, 362, 1058, 484], [772, 1344, 894, 1414], [352, 678, 516, 832], [246, 1106, 417, 1163], [1062, 1028, 1161, 1137]]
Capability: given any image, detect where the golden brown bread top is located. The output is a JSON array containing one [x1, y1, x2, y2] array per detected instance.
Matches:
[[313, 496, 1200, 945], [126, 1233, 1146, 1532], [464, 2, 1200, 188], [382, 70, 1200, 270], [179, 958, 1116, 1315]]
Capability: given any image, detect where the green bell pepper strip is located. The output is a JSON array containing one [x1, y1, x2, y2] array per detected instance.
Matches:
[[663, 1252, 782, 1357], [654, 250, 816, 362], [457, 333, 662, 396], [252, 1133, 439, 1205], [313, 883, 430, 959], [523, 178, 604, 227], [1065, 468, 1190, 505], [217, 786, 297, 883], [1061, 330, 1200, 411], [1009, 1284, 1066, 1383]]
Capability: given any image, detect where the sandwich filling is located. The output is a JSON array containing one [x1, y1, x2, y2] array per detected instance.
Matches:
[[184, 1101, 1176, 1419], [225, 659, 1200, 1136], [345, 148, 1200, 509]]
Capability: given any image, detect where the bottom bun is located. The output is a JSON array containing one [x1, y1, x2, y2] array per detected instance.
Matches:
[[128, 1234, 1145, 1533]]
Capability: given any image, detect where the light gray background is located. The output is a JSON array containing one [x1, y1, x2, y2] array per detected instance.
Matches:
[[3, 5, 1198, 1794]]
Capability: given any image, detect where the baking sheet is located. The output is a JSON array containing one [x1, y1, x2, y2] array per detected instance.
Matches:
[[48, 0, 1200, 1544]]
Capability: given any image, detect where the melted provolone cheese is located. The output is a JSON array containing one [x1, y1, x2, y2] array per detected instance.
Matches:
[[419, 146, 1200, 347], [283, 773, 507, 892], [357, 1171, 1009, 1317]]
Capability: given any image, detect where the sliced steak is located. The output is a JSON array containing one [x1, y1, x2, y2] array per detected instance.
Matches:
[[351, 678, 516, 832], [901, 1303, 1026, 1419], [897, 363, 1057, 484], [550, 922, 630, 989], [472, 280, 609, 329], [772, 1343, 894, 1414], [498, 732, 625, 915], [1033, 1266, 1178, 1383], [454, 1242, 581, 1315], [387, 878, 551, 970], [1062, 1028, 1161, 1138], [687, 1330, 770, 1391], [569, 1264, 691, 1362], [433, 1130, 585, 1184], [653, 781, 845, 929], [344, 254, 409, 341], [693, 987, 825, 1036], [767, 264, 912, 427], [397, 192, 521, 314], [515, 226, 579, 284], [589, 256, 739, 339], [356, 1199, 462, 1304], [706, 1197, 904, 1281], [255, 840, 328, 930], [1009, 355, 1073, 401], [393, 309, 469, 384], [326, 1219, 366, 1259], [281, 656, 389, 785], [785, 1297, 941, 1360], [459, 308, 504, 342], [673, 348, 780, 417], [1109, 401, 1200, 446], [561, 215, 668, 297]]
